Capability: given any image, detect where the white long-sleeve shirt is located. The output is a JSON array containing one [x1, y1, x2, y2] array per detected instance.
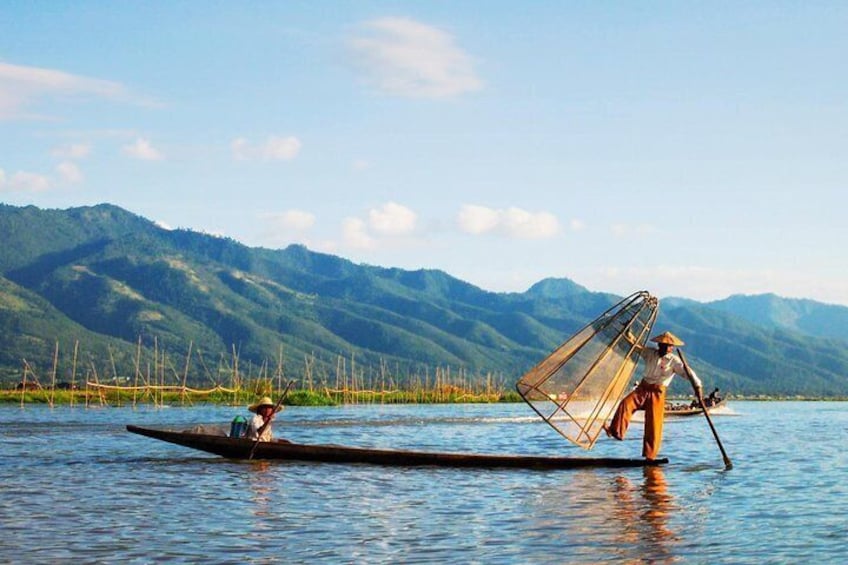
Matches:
[[640, 347, 702, 389], [246, 414, 273, 442]]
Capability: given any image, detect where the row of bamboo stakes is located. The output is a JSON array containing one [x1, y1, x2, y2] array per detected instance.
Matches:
[[9, 338, 510, 408]]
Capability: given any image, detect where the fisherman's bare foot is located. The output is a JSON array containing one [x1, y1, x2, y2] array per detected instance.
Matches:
[[603, 424, 621, 440]]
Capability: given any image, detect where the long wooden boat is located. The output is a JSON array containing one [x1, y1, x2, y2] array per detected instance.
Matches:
[[126, 425, 667, 469], [665, 398, 724, 416]]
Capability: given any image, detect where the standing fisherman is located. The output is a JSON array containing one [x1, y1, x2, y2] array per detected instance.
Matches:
[[605, 331, 703, 460]]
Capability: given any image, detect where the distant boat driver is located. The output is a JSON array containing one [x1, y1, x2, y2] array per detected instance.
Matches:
[[246, 396, 281, 442], [605, 331, 703, 460]]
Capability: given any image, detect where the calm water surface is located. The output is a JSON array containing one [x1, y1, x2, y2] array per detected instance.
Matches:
[[1, 401, 846, 563]]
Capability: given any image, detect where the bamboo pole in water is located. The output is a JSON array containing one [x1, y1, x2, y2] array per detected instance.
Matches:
[[194, 347, 215, 390], [49, 341, 58, 408], [89, 360, 106, 406], [5, 336, 518, 407], [162, 344, 167, 407], [108, 346, 119, 407], [153, 337, 159, 408], [231, 344, 239, 407], [351, 352, 356, 404], [334, 355, 341, 404], [145, 362, 152, 406], [20, 361, 26, 408], [380, 358, 386, 405], [304, 353, 313, 393], [160, 348, 166, 408], [181, 341, 193, 406], [70, 341, 79, 408], [133, 337, 141, 408]]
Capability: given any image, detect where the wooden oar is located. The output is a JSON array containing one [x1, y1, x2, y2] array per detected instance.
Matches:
[[248, 380, 295, 460], [678, 349, 733, 470]]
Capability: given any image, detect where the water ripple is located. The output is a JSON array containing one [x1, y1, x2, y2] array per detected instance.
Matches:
[[1, 402, 847, 563]]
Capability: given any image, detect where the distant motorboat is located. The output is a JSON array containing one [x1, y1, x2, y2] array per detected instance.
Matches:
[[664, 397, 725, 416]]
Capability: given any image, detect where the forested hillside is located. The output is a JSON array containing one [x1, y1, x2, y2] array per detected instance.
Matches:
[[1, 203, 846, 396]]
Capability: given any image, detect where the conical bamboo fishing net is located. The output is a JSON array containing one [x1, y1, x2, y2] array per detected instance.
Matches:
[[516, 291, 658, 449]]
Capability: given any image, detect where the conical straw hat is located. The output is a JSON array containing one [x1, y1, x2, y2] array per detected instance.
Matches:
[[650, 331, 685, 346], [248, 396, 282, 413]]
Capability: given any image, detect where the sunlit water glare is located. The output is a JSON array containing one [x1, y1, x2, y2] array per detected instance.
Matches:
[[1, 401, 845, 563]]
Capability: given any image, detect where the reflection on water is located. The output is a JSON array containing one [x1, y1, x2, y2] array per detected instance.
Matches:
[[1, 402, 847, 563], [247, 461, 276, 518], [612, 466, 677, 561], [521, 465, 679, 563]]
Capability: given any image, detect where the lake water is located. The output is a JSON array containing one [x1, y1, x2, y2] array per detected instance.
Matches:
[[1, 401, 845, 563]]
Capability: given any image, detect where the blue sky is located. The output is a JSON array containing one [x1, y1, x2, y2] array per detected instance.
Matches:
[[2, 2, 847, 305]]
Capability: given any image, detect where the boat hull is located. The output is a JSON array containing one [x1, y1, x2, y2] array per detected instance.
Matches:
[[126, 425, 667, 469], [665, 399, 725, 417]]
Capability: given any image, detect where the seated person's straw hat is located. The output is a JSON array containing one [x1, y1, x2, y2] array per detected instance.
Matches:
[[248, 397, 283, 413]]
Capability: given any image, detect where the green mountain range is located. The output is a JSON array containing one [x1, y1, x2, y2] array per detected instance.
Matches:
[[1, 203, 846, 396]]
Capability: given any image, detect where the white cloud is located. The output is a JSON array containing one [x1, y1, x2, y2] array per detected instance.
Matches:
[[333, 202, 419, 252], [457, 204, 501, 235], [56, 161, 83, 183], [368, 202, 416, 235], [254, 210, 318, 248], [457, 204, 560, 239], [349, 17, 483, 98], [0, 170, 51, 192], [51, 143, 91, 159], [0, 60, 157, 120], [232, 135, 301, 161], [342, 217, 375, 249], [267, 210, 316, 231], [501, 207, 559, 239], [123, 138, 163, 161], [263, 136, 301, 161]]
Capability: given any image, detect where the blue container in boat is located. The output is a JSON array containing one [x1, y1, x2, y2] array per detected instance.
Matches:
[[230, 416, 247, 438]]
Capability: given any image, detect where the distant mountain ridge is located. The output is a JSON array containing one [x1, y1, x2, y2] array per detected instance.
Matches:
[[1, 203, 847, 396], [704, 294, 848, 340]]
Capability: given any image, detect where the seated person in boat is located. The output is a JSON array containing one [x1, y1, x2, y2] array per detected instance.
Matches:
[[706, 387, 721, 406], [246, 396, 282, 442]]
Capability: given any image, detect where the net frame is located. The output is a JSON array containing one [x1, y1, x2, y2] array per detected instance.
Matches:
[[516, 291, 658, 449]]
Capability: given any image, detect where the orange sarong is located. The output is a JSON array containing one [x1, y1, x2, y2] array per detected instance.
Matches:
[[609, 381, 667, 460]]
